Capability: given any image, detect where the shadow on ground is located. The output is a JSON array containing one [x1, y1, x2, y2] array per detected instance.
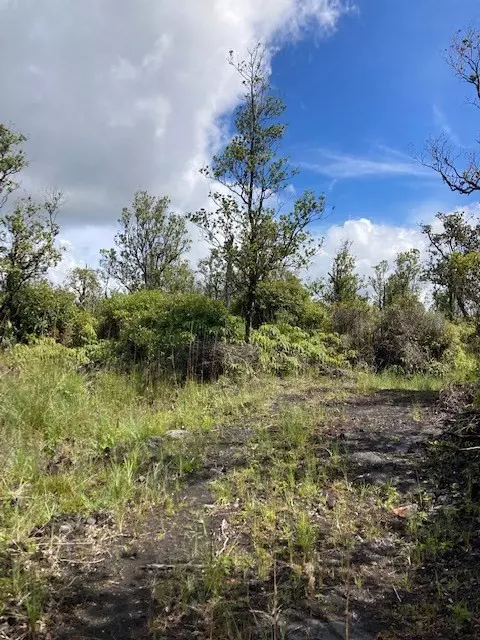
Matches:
[[52, 387, 479, 640]]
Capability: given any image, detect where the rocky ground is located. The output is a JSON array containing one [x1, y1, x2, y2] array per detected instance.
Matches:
[[9, 379, 478, 640]]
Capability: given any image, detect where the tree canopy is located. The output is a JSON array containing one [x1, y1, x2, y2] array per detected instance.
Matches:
[[191, 45, 326, 341], [100, 191, 191, 293]]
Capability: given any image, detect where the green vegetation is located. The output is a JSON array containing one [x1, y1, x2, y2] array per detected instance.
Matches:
[[190, 45, 326, 341], [252, 323, 350, 375], [100, 191, 193, 294], [0, 340, 279, 630], [0, 28, 479, 640], [0, 43, 478, 382]]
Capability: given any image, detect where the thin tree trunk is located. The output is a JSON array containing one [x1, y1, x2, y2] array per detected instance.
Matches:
[[224, 235, 234, 311], [244, 289, 255, 343], [244, 316, 251, 344], [457, 295, 469, 320]]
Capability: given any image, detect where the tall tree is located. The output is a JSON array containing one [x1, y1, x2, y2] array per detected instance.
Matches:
[[65, 266, 102, 311], [198, 248, 229, 301], [369, 260, 389, 310], [0, 191, 64, 329], [385, 249, 422, 305], [325, 241, 362, 304], [161, 260, 197, 294], [422, 211, 480, 319], [0, 124, 27, 209], [100, 191, 191, 293], [420, 27, 480, 194], [191, 45, 325, 341]]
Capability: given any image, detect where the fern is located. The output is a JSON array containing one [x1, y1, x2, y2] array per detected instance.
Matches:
[[252, 323, 349, 375]]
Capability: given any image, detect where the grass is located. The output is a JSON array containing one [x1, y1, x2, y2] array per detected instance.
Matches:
[[1, 342, 477, 637], [187, 398, 409, 638], [151, 368, 479, 639], [356, 370, 446, 392], [0, 341, 280, 632]]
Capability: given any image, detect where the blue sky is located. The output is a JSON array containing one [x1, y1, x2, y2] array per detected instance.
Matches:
[[1, 0, 479, 280], [273, 0, 480, 226]]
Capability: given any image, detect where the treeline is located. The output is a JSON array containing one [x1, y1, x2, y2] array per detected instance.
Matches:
[[1, 33, 480, 379]]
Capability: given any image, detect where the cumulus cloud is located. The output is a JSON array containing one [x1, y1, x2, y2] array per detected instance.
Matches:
[[309, 201, 480, 289], [0, 0, 353, 278], [0, 0, 349, 227], [52, 215, 432, 288], [308, 217, 427, 282]]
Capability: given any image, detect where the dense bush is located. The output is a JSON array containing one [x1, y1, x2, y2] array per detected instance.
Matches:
[[248, 276, 310, 327], [328, 299, 469, 375], [4, 337, 90, 371], [297, 299, 331, 332], [442, 322, 478, 379], [373, 300, 451, 373], [331, 301, 376, 365], [1, 274, 473, 381], [252, 323, 351, 376], [3, 282, 96, 347], [96, 290, 233, 376], [233, 276, 329, 333]]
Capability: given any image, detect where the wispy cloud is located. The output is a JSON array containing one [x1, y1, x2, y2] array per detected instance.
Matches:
[[433, 105, 462, 146], [300, 146, 429, 180]]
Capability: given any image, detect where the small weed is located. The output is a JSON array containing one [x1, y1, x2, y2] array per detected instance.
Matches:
[[448, 600, 472, 630], [411, 402, 423, 422], [1, 562, 47, 633], [293, 511, 317, 559]]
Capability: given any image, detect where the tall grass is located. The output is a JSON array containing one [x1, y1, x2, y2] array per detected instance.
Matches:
[[0, 340, 276, 629], [356, 370, 446, 393]]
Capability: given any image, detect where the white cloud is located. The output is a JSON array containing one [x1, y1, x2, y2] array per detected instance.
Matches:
[[56, 204, 480, 297], [308, 217, 427, 282], [407, 198, 450, 225], [301, 147, 430, 179], [309, 201, 480, 286], [433, 104, 462, 147], [48, 225, 118, 285], [0, 0, 350, 229], [0, 0, 352, 280], [54, 215, 427, 289]]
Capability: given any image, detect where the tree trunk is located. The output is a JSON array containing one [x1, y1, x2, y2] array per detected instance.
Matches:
[[244, 313, 252, 344], [244, 288, 255, 343], [224, 235, 234, 311], [244, 273, 257, 343], [457, 295, 469, 320]]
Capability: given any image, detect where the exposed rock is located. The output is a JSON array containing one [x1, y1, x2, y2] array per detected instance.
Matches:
[[147, 436, 164, 455], [284, 616, 373, 640], [350, 451, 389, 465], [391, 504, 418, 519], [165, 429, 190, 440]]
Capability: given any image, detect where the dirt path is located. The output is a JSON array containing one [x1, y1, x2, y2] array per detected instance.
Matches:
[[55, 427, 255, 639], [52, 384, 458, 640]]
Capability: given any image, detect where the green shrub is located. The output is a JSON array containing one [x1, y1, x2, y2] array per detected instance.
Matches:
[[252, 323, 350, 376], [442, 322, 478, 380], [232, 276, 328, 332], [331, 301, 377, 365], [4, 282, 96, 347], [249, 276, 309, 327], [5, 337, 90, 371], [297, 299, 331, 332], [96, 290, 231, 376], [373, 300, 452, 373]]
